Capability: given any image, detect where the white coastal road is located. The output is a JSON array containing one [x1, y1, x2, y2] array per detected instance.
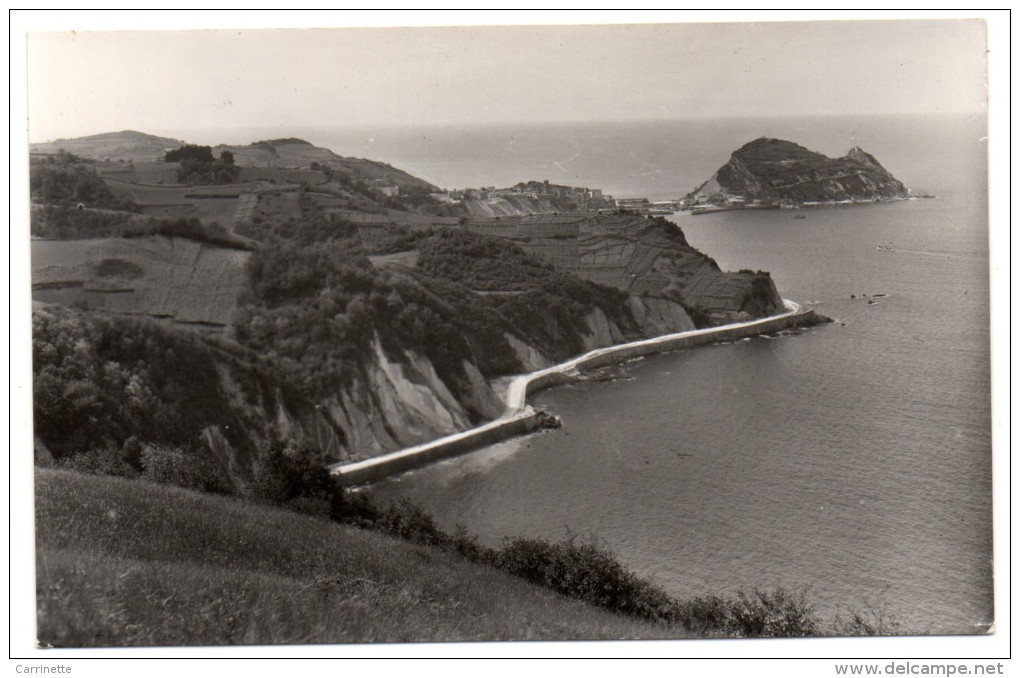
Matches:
[[330, 299, 803, 481]]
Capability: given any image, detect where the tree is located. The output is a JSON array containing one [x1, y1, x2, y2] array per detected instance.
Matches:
[[165, 145, 214, 163], [220, 150, 235, 165]]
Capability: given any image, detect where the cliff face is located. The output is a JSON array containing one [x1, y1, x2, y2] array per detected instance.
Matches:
[[208, 294, 701, 475], [692, 138, 907, 203], [31, 293, 700, 488]]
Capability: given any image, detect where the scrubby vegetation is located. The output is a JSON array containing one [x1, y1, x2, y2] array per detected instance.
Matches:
[[175, 157, 240, 185], [32, 306, 288, 462], [232, 197, 649, 407], [36, 459, 840, 645], [36, 469, 673, 646], [30, 206, 255, 249], [41, 427, 834, 640], [418, 229, 642, 357], [164, 145, 215, 163], [164, 144, 240, 184], [30, 152, 137, 211], [233, 230, 523, 405]]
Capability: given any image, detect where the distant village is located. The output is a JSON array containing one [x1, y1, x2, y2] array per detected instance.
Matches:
[[420, 179, 682, 215]]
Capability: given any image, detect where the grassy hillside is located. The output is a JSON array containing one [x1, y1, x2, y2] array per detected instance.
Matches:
[[35, 469, 676, 646], [30, 130, 185, 163]]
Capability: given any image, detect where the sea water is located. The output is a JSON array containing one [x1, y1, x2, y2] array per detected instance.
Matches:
[[193, 113, 985, 200], [364, 116, 992, 634]]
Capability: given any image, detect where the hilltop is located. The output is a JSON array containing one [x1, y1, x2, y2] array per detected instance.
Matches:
[[30, 133, 436, 193], [688, 137, 908, 205], [30, 130, 187, 163], [212, 138, 436, 192]]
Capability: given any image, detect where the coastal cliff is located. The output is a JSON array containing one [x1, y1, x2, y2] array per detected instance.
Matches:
[[32, 287, 703, 487], [689, 137, 908, 205], [31, 129, 794, 485]]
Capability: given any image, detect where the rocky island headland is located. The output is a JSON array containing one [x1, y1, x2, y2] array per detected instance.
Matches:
[[30, 130, 827, 487], [685, 137, 910, 211]]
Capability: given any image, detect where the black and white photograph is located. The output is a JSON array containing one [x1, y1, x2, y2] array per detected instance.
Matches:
[[10, 10, 1007, 666]]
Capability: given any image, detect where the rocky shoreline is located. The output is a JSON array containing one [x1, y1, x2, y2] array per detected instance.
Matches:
[[330, 300, 830, 485]]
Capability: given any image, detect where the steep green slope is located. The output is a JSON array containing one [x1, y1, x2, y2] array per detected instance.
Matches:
[[35, 469, 675, 646]]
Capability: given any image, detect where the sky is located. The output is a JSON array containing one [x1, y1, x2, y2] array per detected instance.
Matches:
[[23, 14, 989, 143]]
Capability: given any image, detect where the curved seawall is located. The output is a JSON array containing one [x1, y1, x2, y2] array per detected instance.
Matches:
[[330, 300, 824, 485]]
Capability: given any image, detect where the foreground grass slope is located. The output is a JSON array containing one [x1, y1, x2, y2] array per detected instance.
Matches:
[[35, 469, 675, 646]]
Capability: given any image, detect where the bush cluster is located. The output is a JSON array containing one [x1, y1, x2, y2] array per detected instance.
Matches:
[[139, 445, 235, 495], [176, 158, 240, 185], [493, 536, 676, 622], [30, 206, 255, 250], [245, 444, 350, 519], [30, 157, 137, 211], [163, 145, 240, 184], [32, 306, 275, 459], [56, 439, 234, 496], [233, 210, 524, 403], [164, 145, 215, 163], [674, 589, 820, 637]]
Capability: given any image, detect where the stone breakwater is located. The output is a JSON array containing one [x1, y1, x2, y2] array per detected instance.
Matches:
[[330, 300, 826, 485]]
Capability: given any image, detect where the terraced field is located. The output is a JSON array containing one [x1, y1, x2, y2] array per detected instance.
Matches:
[[455, 213, 783, 321], [462, 214, 670, 293], [103, 176, 266, 224], [32, 236, 251, 333]]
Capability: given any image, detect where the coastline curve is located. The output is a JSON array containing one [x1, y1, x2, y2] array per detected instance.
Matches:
[[330, 299, 821, 485]]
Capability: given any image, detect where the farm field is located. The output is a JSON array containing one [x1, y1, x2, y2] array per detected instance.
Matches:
[[32, 236, 252, 332]]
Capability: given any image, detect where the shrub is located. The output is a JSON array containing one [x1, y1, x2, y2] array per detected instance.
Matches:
[[833, 601, 903, 636], [376, 498, 452, 548], [670, 594, 733, 635], [140, 444, 235, 495], [493, 535, 675, 622], [30, 160, 136, 211], [164, 145, 214, 163], [29, 207, 253, 249], [677, 588, 820, 638], [32, 307, 254, 457], [728, 588, 820, 637], [176, 158, 241, 185], [247, 445, 347, 520], [56, 447, 137, 479]]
